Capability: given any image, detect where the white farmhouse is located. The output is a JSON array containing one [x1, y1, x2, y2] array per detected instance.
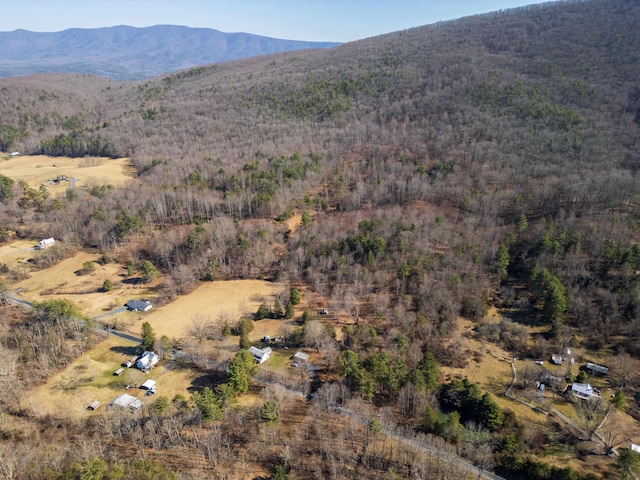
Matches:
[[249, 346, 272, 364], [136, 351, 159, 371], [571, 382, 600, 400]]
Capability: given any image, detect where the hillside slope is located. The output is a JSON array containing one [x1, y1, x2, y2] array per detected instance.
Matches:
[[1, 1, 640, 478]]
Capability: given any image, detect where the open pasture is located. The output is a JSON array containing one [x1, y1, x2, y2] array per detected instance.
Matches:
[[0, 154, 134, 194]]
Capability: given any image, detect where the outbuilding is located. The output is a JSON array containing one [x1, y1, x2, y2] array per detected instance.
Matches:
[[292, 351, 309, 367], [110, 393, 143, 411], [140, 379, 157, 391], [586, 362, 608, 375]]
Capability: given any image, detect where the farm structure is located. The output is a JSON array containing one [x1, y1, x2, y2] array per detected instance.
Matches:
[[140, 379, 157, 391], [125, 299, 152, 312], [586, 362, 608, 375], [249, 346, 272, 364], [551, 354, 563, 365], [110, 393, 143, 411], [122, 356, 138, 368], [292, 351, 309, 368], [36, 238, 56, 250]]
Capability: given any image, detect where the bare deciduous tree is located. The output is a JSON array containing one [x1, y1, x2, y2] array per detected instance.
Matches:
[[188, 313, 215, 344]]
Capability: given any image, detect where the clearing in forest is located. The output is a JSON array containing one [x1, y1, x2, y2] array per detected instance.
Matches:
[[13, 250, 144, 317], [132, 280, 283, 339], [0, 154, 134, 194], [27, 335, 200, 419]]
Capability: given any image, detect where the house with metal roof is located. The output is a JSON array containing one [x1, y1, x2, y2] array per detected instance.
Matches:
[[110, 393, 143, 410], [125, 299, 152, 312], [571, 382, 600, 400], [249, 346, 272, 364]]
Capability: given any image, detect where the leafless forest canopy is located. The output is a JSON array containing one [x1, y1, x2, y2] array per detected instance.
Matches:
[[1, 0, 640, 478]]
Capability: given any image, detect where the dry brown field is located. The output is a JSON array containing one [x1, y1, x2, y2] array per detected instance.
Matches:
[[14, 250, 144, 317], [130, 280, 283, 339], [28, 335, 201, 419], [0, 238, 40, 264], [0, 153, 134, 194]]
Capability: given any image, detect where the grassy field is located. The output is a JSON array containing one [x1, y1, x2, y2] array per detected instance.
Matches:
[[28, 335, 201, 419], [0, 154, 134, 194]]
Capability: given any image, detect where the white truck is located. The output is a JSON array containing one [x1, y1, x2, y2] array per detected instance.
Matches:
[[36, 238, 56, 249]]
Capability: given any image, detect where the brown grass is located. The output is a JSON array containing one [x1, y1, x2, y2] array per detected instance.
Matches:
[[14, 251, 136, 316], [131, 280, 283, 339], [0, 154, 134, 194], [28, 335, 200, 419]]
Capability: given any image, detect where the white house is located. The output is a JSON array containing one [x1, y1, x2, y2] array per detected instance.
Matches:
[[136, 351, 159, 371], [249, 346, 272, 364], [571, 382, 600, 400], [110, 393, 143, 410]]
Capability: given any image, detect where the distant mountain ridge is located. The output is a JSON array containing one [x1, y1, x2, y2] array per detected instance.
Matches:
[[0, 25, 340, 80]]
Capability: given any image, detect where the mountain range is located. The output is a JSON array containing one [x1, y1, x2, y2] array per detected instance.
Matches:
[[0, 25, 340, 80]]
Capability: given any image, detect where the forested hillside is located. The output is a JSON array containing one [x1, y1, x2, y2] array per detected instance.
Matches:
[[1, 0, 640, 478]]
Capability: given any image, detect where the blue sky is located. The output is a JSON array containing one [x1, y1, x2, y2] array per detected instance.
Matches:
[[2, 0, 552, 42]]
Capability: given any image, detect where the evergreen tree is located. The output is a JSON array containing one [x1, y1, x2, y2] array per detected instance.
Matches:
[[228, 349, 257, 394], [141, 321, 156, 351], [140, 260, 158, 283], [192, 387, 222, 422]]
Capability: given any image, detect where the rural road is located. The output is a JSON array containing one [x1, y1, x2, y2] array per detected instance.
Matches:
[[8, 292, 141, 343]]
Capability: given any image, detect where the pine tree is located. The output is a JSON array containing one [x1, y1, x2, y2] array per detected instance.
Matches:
[[141, 321, 156, 351]]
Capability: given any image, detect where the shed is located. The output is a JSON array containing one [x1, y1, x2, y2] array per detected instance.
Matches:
[[631, 443, 640, 454], [110, 393, 143, 410], [140, 379, 157, 391], [551, 354, 563, 365], [292, 351, 309, 367], [113, 367, 125, 376], [87, 400, 100, 411], [586, 362, 608, 375], [249, 346, 272, 364], [123, 356, 138, 368], [125, 299, 152, 312]]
